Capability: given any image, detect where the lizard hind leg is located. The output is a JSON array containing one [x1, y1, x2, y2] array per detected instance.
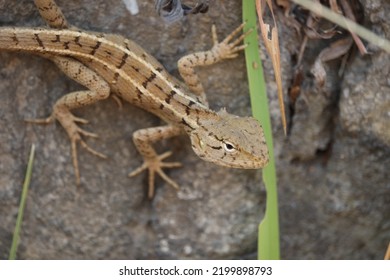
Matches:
[[26, 56, 111, 185], [128, 125, 183, 199], [26, 93, 108, 186]]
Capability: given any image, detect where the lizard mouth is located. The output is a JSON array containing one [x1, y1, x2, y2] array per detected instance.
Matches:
[[214, 155, 269, 169]]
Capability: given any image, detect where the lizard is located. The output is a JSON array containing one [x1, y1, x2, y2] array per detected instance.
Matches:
[[0, 0, 269, 198]]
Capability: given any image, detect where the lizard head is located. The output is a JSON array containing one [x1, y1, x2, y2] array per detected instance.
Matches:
[[189, 109, 269, 169]]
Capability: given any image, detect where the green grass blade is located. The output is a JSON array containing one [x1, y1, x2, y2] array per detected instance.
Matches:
[[9, 144, 35, 260], [242, 0, 280, 260]]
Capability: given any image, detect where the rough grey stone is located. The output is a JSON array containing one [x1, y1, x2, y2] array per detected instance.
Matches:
[[0, 0, 263, 259], [0, 0, 389, 260]]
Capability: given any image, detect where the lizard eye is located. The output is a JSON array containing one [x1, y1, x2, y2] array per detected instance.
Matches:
[[223, 142, 236, 152]]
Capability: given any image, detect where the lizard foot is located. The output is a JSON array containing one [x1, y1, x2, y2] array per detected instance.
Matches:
[[128, 151, 182, 199], [26, 112, 106, 185], [211, 22, 252, 59], [69, 122, 107, 186]]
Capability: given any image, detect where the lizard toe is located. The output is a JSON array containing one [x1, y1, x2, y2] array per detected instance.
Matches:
[[78, 139, 107, 159], [24, 115, 54, 124], [128, 151, 182, 199]]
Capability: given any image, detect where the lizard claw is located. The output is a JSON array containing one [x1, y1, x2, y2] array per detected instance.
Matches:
[[129, 151, 182, 199], [71, 136, 106, 186]]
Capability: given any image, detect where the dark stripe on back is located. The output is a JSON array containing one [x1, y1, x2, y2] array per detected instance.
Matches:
[[51, 34, 60, 43], [63, 41, 70, 49], [11, 34, 19, 45], [165, 90, 177, 104], [113, 72, 120, 83], [34, 33, 45, 49], [142, 72, 157, 88], [74, 36, 83, 47], [135, 87, 143, 101], [90, 41, 101, 55], [117, 53, 129, 69]]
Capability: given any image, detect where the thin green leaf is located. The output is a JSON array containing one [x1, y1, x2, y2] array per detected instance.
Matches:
[[9, 144, 35, 260], [242, 0, 280, 260]]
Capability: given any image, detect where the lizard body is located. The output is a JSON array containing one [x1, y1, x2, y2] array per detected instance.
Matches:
[[0, 0, 269, 198]]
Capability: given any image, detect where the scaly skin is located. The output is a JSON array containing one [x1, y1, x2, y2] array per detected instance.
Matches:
[[0, 0, 269, 198]]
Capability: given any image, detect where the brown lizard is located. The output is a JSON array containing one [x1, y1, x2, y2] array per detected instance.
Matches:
[[0, 0, 269, 198]]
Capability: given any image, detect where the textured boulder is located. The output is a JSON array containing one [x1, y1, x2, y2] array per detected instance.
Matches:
[[0, 0, 388, 259]]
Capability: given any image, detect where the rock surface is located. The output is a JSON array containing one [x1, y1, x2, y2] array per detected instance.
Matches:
[[0, 0, 389, 259]]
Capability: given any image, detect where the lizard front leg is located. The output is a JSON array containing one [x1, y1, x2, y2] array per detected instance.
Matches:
[[178, 23, 249, 106], [34, 0, 69, 29], [128, 125, 183, 199], [27, 56, 110, 185]]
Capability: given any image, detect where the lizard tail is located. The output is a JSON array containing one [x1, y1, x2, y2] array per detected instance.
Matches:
[[0, 27, 124, 67]]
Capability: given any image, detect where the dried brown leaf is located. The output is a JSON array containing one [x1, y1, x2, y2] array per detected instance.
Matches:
[[289, 66, 304, 106], [305, 13, 339, 39], [256, 0, 286, 135], [329, 0, 342, 14], [319, 37, 353, 61], [339, 0, 368, 55], [311, 37, 353, 86]]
